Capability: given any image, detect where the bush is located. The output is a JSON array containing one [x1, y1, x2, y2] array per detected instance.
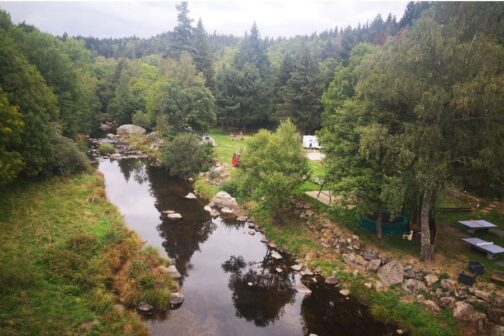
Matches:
[[236, 120, 309, 217], [132, 110, 152, 129], [98, 143, 115, 155], [46, 134, 91, 176], [161, 133, 213, 179]]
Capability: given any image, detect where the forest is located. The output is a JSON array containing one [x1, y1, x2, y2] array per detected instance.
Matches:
[[1, 2, 503, 263]]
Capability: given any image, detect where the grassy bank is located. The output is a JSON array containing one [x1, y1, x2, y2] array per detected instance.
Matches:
[[0, 173, 175, 335]]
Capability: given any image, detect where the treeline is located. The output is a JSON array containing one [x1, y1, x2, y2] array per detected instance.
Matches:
[[0, 11, 95, 184], [320, 2, 504, 261]]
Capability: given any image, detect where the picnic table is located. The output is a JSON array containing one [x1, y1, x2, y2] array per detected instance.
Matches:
[[458, 220, 497, 234], [462, 238, 504, 260]]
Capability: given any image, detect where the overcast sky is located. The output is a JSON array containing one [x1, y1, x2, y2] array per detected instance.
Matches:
[[0, 1, 408, 39]]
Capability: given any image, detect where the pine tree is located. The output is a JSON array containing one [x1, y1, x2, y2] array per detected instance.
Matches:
[[193, 18, 214, 89], [275, 47, 323, 134], [170, 1, 194, 58]]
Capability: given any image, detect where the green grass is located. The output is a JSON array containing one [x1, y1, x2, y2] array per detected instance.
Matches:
[[194, 177, 219, 199], [0, 173, 173, 335], [209, 129, 248, 164]]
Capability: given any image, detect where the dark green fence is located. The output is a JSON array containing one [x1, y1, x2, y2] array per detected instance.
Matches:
[[358, 215, 409, 235]]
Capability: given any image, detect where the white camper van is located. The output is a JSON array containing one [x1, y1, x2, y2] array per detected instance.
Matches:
[[302, 135, 321, 149]]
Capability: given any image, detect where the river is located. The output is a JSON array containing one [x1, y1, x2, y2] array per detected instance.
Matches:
[[98, 157, 396, 336]]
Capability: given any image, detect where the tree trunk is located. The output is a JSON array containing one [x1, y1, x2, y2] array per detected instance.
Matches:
[[376, 210, 383, 240], [420, 189, 436, 262]]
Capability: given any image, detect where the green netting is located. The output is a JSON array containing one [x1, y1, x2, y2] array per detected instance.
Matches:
[[358, 215, 409, 235]]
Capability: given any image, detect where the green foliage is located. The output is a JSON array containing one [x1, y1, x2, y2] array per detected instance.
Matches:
[[215, 23, 272, 128], [132, 110, 152, 129], [0, 88, 24, 185], [237, 120, 309, 216], [169, 1, 195, 59], [45, 134, 91, 176], [148, 54, 216, 133], [98, 143, 115, 155], [0, 29, 58, 177], [161, 132, 213, 179], [275, 47, 324, 134]]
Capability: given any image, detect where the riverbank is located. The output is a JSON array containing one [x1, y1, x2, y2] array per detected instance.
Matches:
[[0, 173, 177, 335], [121, 129, 502, 335]]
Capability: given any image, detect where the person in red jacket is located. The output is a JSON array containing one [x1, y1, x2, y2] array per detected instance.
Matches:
[[231, 153, 240, 167]]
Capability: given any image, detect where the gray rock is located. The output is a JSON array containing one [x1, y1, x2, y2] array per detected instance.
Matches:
[[185, 192, 197, 199], [291, 264, 303, 272], [424, 274, 439, 287], [325, 275, 340, 286], [440, 279, 457, 293], [401, 278, 427, 294], [99, 123, 112, 131], [362, 249, 377, 261], [491, 324, 504, 336], [453, 301, 486, 322], [339, 289, 350, 296], [423, 300, 441, 313], [367, 259, 381, 272], [439, 296, 456, 309], [203, 205, 219, 217], [248, 230, 255, 235], [271, 250, 283, 260], [342, 252, 368, 271], [211, 191, 238, 209], [166, 265, 182, 279], [296, 282, 312, 295], [170, 292, 184, 306], [237, 215, 248, 222], [474, 289, 491, 302], [302, 268, 314, 276], [110, 153, 122, 160], [377, 260, 404, 286], [117, 124, 146, 135], [137, 302, 153, 313], [220, 207, 235, 214], [167, 212, 182, 220]]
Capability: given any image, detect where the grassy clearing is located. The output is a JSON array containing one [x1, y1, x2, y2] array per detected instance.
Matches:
[[209, 129, 248, 164], [0, 173, 175, 335]]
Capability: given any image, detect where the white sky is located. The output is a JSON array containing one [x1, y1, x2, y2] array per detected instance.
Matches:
[[0, 1, 408, 38]]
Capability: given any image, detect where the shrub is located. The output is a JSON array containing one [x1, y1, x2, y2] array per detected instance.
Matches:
[[132, 110, 152, 129], [236, 120, 309, 217], [161, 132, 213, 179], [46, 134, 91, 176], [98, 143, 115, 155]]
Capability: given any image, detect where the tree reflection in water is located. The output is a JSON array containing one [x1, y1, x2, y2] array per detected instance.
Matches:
[[301, 283, 391, 336], [222, 250, 296, 327], [146, 163, 215, 281], [117, 158, 149, 184]]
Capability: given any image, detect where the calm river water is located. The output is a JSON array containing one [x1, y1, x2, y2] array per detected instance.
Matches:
[[98, 158, 396, 336]]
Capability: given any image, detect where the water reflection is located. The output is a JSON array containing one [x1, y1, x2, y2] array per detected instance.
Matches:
[[99, 158, 396, 336], [222, 251, 296, 327], [117, 158, 148, 184]]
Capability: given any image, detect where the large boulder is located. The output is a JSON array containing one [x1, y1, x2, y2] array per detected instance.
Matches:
[[211, 191, 238, 209], [117, 124, 146, 135], [453, 301, 486, 322], [377, 260, 404, 286]]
